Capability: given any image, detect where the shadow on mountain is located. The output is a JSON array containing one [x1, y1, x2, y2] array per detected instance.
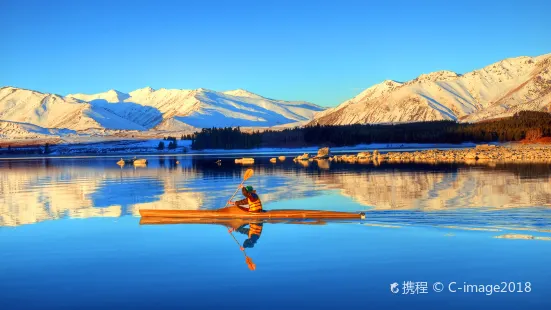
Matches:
[[175, 91, 308, 127], [87, 99, 163, 130]]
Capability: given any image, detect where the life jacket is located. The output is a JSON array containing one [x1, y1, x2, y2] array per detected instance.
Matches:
[[247, 193, 263, 212], [248, 223, 263, 238]]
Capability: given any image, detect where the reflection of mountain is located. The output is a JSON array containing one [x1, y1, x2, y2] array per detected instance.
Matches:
[[0, 162, 330, 226], [313, 168, 551, 210], [0, 165, 205, 227], [175, 167, 322, 210], [2, 159, 551, 227], [253, 173, 323, 203], [0, 168, 100, 226], [130, 176, 204, 215]]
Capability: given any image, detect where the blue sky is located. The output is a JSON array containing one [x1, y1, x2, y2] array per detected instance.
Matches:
[[1, 0, 550, 107]]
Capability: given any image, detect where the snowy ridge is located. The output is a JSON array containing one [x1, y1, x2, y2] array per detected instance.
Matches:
[[71, 87, 324, 129], [0, 86, 324, 135], [222, 89, 264, 99], [0, 87, 104, 130], [177, 89, 323, 128], [3, 52, 549, 137], [312, 53, 551, 125], [68, 89, 130, 103]]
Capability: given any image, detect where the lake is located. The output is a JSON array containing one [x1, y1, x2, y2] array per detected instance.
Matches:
[[1, 154, 551, 309]]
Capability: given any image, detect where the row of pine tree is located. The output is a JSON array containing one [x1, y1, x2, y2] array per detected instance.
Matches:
[[189, 111, 551, 149]]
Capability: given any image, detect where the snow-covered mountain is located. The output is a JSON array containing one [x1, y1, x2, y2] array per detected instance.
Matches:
[[0, 120, 76, 140], [68, 87, 323, 129], [311, 53, 551, 125], [0, 86, 324, 133], [0, 87, 158, 131], [3, 52, 549, 137]]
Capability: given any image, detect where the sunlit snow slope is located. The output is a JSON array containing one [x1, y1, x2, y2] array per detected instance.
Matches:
[[0, 86, 323, 133], [312, 53, 551, 125]]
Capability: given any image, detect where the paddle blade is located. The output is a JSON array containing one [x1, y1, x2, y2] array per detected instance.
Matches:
[[243, 169, 254, 181], [246, 256, 256, 271]]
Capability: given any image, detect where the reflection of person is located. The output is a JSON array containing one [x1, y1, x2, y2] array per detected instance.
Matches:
[[235, 223, 263, 248], [233, 185, 263, 212]]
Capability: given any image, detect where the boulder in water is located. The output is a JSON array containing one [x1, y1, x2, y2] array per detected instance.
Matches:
[[235, 158, 255, 164], [294, 153, 310, 161], [315, 147, 331, 159]]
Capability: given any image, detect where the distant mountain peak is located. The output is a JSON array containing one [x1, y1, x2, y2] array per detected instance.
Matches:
[[107, 88, 123, 93], [379, 80, 403, 88], [129, 86, 155, 96], [66, 89, 129, 103], [223, 89, 263, 99], [106, 89, 128, 97], [535, 53, 551, 62], [138, 86, 155, 92], [414, 70, 459, 83], [352, 79, 403, 101], [196, 87, 218, 93]]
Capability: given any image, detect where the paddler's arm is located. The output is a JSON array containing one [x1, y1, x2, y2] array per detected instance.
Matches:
[[234, 198, 248, 207]]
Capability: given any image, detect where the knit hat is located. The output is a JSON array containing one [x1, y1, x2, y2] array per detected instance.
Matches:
[[244, 185, 255, 193]]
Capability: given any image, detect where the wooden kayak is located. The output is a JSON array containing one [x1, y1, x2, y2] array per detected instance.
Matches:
[[139, 206, 365, 220], [139, 217, 331, 227]]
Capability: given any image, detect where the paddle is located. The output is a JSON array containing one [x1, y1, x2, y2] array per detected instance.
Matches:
[[225, 168, 254, 208], [225, 168, 256, 270], [227, 228, 256, 271]]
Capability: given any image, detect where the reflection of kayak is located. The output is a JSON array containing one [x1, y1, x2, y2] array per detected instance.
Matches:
[[139, 206, 365, 220], [139, 217, 331, 228]]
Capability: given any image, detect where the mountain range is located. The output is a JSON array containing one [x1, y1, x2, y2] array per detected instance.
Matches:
[[311, 53, 551, 125], [1, 52, 550, 140], [0, 86, 323, 138]]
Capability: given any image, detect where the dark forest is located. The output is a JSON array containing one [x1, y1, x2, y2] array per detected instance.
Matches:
[[190, 111, 551, 150]]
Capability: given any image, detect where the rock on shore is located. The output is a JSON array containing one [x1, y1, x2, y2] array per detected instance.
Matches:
[[293, 147, 333, 162], [327, 144, 551, 164]]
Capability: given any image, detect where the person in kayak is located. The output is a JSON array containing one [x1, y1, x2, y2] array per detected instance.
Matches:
[[234, 222, 263, 248], [233, 185, 263, 212]]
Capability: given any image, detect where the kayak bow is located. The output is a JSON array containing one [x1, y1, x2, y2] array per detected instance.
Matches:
[[139, 206, 365, 220]]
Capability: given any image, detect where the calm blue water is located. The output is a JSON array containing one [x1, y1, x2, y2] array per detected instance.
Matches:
[[1, 155, 551, 309]]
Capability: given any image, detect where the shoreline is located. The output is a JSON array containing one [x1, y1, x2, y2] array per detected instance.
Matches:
[[0, 142, 480, 159], [3, 140, 550, 162]]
